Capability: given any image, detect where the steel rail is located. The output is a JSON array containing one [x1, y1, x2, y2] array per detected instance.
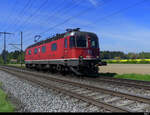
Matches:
[[4, 65, 150, 87], [0, 66, 129, 112], [91, 77, 150, 90], [1, 66, 150, 105]]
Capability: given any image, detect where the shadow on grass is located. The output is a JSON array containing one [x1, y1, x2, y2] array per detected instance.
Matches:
[[98, 72, 117, 77]]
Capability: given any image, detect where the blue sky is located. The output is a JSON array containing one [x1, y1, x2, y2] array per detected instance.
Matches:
[[0, 0, 150, 53]]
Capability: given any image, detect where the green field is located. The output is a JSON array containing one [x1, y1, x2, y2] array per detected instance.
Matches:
[[0, 83, 14, 112], [7, 64, 25, 68], [2, 64, 26, 70], [99, 73, 150, 82], [114, 74, 150, 82]]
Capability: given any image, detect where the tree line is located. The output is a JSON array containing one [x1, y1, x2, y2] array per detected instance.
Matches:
[[100, 51, 150, 60], [0, 50, 150, 64], [0, 50, 25, 64]]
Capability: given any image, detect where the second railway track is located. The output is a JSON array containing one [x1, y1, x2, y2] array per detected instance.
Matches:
[[0, 66, 150, 112], [88, 76, 150, 91]]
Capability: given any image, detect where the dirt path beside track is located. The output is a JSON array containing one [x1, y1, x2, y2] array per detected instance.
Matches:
[[99, 64, 150, 75]]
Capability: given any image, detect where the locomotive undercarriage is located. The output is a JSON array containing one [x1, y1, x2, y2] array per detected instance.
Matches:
[[69, 60, 99, 76], [25, 59, 105, 76]]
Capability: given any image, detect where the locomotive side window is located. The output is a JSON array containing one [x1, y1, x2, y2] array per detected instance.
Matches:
[[91, 40, 98, 48], [70, 36, 75, 48], [42, 46, 46, 53], [51, 43, 57, 51], [64, 39, 67, 48], [89, 34, 99, 48], [34, 48, 38, 54], [28, 50, 31, 55]]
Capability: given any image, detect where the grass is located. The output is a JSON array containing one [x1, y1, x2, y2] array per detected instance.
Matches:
[[7, 64, 25, 68], [0, 83, 14, 112], [99, 73, 150, 82], [0, 63, 25, 68], [114, 74, 150, 82], [3, 64, 26, 69]]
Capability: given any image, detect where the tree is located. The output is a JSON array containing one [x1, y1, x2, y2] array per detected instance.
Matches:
[[139, 52, 150, 59], [127, 53, 139, 59], [100, 51, 126, 59], [0, 50, 25, 64], [0, 55, 4, 64]]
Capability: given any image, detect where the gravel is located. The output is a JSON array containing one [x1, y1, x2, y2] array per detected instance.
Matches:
[[48, 73, 150, 98], [0, 70, 104, 112], [1, 67, 150, 112], [36, 73, 150, 112]]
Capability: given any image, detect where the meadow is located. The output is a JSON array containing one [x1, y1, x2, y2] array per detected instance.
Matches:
[[114, 74, 150, 82], [0, 83, 14, 112]]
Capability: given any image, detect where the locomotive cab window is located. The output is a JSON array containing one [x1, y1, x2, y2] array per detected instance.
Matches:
[[70, 36, 75, 48], [34, 48, 38, 54], [28, 50, 31, 55], [64, 39, 67, 48], [91, 40, 98, 48], [51, 43, 57, 51], [76, 35, 87, 48], [42, 46, 46, 53], [89, 34, 99, 48]]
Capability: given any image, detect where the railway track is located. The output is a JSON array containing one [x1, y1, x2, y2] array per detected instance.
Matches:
[[5, 65, 150, 90], [88, 76, 150, 91], [5, 65, 150, 89], [0, 66, 150, 112]]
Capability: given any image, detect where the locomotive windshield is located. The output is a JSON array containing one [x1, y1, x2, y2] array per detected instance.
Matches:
[[76, 34, 87, 48], [69, 32, 99, 48]]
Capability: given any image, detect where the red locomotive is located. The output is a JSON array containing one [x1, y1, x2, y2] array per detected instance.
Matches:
[[25, 28, 106, 76]]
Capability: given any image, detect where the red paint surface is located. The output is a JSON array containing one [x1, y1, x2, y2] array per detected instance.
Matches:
[[25, 36, 100, 61]]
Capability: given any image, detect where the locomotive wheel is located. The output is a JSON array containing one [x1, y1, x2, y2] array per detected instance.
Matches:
[[35, 64, 40, 71], [25, 64, 29, 68], [50, 65, 57, 73], [61, 66, 67, 76], [57, 65, 62, 72]]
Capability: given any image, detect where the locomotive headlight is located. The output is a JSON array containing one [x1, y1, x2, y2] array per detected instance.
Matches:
[[96, 56, 100, 59], [79, 56, 83, 59], [79, 56, 83, 61]]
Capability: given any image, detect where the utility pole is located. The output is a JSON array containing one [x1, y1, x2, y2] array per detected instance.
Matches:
[[21, 32, 23, 68], [0, 32, 13, 64], [9, 32, 23, 68]]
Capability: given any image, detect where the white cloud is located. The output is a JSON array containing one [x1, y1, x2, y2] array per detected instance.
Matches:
[[88, 0, 98, 6]]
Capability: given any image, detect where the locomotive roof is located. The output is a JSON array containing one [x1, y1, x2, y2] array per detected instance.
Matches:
[[26, 31, 96, 49]]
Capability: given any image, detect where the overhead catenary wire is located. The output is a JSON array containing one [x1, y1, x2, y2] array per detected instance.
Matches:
[[22, 0, 83, 39], [94, 0, 149, 23], [6, 0, 33, 32], [6, 0, 47, 51], [2, 0, 18, 31], [40, 0, 149, 35], [6, 0, 35, 48], [11, 0, 36, 33], [21, 0, 83, 44], [23, 0, 112, 44], [14, 0, 49, 33], [4, 0, 49, 53], [21, 0, 148, 49], [21, 0, 67, 37]]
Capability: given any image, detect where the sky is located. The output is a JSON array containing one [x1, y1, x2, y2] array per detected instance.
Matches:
[[0, 0, 150, 53]]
